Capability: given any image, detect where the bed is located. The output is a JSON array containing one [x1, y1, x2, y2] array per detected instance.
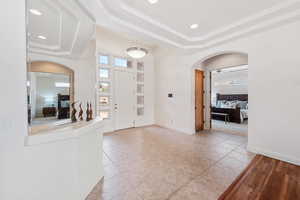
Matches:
[[211, 94, 248, 123]]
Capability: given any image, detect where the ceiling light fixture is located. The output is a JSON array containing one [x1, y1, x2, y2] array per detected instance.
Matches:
[[190, 24, 199, 29], [126, 47, 148, 59], [148, 0, 158, 4], [37, 35, 47, 40], [30, 9, 42, 16]]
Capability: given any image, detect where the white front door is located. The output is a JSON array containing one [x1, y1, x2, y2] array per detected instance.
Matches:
[[114, 70, 136, 130]]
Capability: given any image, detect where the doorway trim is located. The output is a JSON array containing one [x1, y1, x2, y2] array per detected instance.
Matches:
[[191, 51, 248, 134], [195, 69, 205, 132]]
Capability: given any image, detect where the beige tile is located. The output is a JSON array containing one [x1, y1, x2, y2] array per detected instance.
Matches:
[[227, 150, 255, 164], [87, 126, 251, 200], [136, 178, 178, 200], [111, 190, 142, 200], [169, 177, 224, 200], [100, 176, 134, 199], [202, 165, 241, 188], [217, 155, 249, 171]]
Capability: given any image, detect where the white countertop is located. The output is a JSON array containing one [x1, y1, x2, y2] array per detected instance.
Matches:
[[25, 117, 104, 146]]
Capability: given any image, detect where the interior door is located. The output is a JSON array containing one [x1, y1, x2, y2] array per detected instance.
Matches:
[[195, 70, 204, 131], [114, 70, 136, 130]]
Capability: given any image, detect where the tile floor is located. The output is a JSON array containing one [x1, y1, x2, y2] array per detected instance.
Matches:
[[212, 120, 248, 136], [86, 126, 255, 200]]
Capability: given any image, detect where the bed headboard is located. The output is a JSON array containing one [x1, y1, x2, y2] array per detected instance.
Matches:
[[216, 93, 248, 102]]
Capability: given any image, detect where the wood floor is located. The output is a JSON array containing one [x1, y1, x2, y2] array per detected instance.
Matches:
[[219, 155, 300, 200]]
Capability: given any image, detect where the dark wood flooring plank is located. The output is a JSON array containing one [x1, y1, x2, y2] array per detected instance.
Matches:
[[218, 155, 300, 200]]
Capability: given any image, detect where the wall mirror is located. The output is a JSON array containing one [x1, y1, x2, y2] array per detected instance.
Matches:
[[26, 0, 96, 134], [28, 62, 74, 128]]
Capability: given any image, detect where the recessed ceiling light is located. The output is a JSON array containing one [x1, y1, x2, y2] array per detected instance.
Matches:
[[148, 0, 158, 4], [30, 9, 42, 16], [190, 24, 199, 29], [37, 35, 47, 40]]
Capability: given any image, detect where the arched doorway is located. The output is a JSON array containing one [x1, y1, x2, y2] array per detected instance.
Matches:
[[193, 52, 248, 135]]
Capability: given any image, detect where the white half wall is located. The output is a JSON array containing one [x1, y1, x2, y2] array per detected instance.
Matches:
[[0, 3, 101, 198], [154, 19, 300, 165]]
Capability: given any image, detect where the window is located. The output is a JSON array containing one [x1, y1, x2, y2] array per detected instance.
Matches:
[[137, 72, 144, 82], [99, 82, 110, 93], [99, 96, 110, 105], [99, 110, 110, 119], [137, 62, 144, 71], [137, 107, 144, 116], [100, 68, 110, 79], [137, 84, 144, 93], [137, 96, 144, 105], [99, 55, 109, 65], [114, 57, 127, 67]]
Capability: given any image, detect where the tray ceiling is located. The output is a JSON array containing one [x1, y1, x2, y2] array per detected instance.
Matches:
[[81, 0, 300, 50], [28, 0, 95, 58]]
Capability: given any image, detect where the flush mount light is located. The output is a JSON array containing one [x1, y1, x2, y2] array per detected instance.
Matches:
[[126, 47, 148, 59], [190, 24, 199, 29], [148, 0, 158, 4], [30, 9, 42, 16], [37, 35, 47, 40]]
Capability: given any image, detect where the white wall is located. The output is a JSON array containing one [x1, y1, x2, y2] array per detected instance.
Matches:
[[211, 70, 248, 106], [0, 1, 27, 199], [154, 20, 300, 165], [154, 50, 193, 134], [96, 27, 155, 132]]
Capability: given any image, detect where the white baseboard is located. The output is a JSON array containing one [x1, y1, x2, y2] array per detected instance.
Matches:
[[247, 145, 300, 166]]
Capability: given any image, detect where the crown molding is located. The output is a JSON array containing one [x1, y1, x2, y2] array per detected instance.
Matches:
[[119, 3, 189, 41], [74, 0, 96, 22], [98, 0, 300, 49], [29, 48, 71, 57], [96, 0, 183, 48], [183, 9, 300, 49], [29, 42, 60, 50]]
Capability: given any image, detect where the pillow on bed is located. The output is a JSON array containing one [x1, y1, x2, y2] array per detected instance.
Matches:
[[236, 101, 248, 109], [217, 100, 226, 108], [228, 101, 238, 108], [220, 101, 238, 108]]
